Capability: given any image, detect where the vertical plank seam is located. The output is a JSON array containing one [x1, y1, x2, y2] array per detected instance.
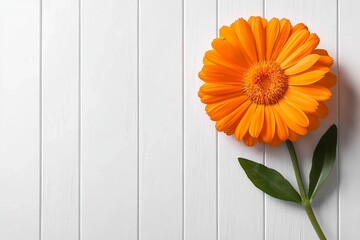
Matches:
[[182, 0, 185, 238], [78, 0, 82, 239], [137, 0, 140, 237], [215, 0, 219, 239], [262, 0, 265, 19], [336, 0, 340, 239], [39, 0, 43, 239]]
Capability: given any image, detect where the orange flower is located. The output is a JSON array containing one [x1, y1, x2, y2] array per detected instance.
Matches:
[[198, 17, 336, 146]]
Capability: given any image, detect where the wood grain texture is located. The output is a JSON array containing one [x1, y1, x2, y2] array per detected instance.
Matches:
[[217, 1, 265, 239], [339, 0, 360, 239], [0, 1, 40, 239], [42, 0, 79, 239], [139, 0, 183, 239], [265, 0, 338, 239], [184, 0, 217, 239], [81, 0, 138, 239]]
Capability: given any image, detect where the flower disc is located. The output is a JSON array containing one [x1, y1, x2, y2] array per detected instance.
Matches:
[[243, 61, 288, 105]]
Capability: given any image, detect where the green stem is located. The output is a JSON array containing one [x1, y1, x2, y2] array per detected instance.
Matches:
[[303, 201, 326, 240], [285, 140, 327, 240]]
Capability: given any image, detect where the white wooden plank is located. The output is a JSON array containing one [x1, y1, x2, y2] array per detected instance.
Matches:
[[184, 0, 217, 239], [139, 0, 183, 238], [81, 0, 138, 239], [265, 0, 338, 239], [217, 1, 265, 239], [42, 0, 79, 239], [339, 1, 360, 239], [0, 1, 40, 239]]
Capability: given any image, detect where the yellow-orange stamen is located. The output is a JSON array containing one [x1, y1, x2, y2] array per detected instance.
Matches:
[[243, 61, 288, 105]]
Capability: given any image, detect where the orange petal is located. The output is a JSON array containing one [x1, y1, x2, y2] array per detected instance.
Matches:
[[312, 49, 328, 55], [302, 65, 330, 74], [243, 132, 258, 146], [216, 100, 252, 134], [290, 23, 308, 34], [205, 50, 244, 72], [249, 104, 264, 138], [272, 105, 289, 141], [317, 55, 334, 67], [288, 70, 326, 85], [276, 29, 310, 64], [219, 26, 242, 52], [266, 18, 280, 60], [284, 54, 320, 75], [312, 48, 334, 67], [262, 18, 268, 28], [271, 18, 291, 60], [211, 38, 248, 69], [250, 17, 266, 61], [202, 64, 245, 78], [248, 16, 256, 26], [233, 18, 258, 64], [260, 105, 276, 142], [280, 34, 319, 69], [314, 102, 329, 118], [235, 103, 257, 140], [206, 95, 248, 121], [288, 129, 302, 142], [200, 83, 242, 96], [316, 72, 337, 88], [274, 102, 307, 135], [307, 114, 320, 131], [269, 133, 283, 146], [278, 99, 309, 127], [289, 85, 332, 101], [199, 92, 242, 104], [305, 33, 319, 43], [285, 89, 319, 113], [219, 26, 253, 68], [199, 71, 241, 84]]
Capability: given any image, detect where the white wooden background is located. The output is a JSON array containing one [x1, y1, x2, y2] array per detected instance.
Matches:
[[0, 0, 359, 239]]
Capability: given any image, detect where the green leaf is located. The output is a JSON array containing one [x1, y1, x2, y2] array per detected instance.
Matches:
[[239, 158, 302, 204], [308, 124, 338, 201]]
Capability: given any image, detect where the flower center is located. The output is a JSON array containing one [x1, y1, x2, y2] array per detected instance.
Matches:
[[243, 61, 288, 105]]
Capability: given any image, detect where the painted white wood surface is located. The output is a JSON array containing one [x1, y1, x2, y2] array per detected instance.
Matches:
[[139, 0, 183, 239], [1, 0, 360, 239], [0, 1, 40, 240], [81, 0, 138, 239], [339, 1, 360, 239], [42, 0, 79, 239], [184, 0, 217, 239]]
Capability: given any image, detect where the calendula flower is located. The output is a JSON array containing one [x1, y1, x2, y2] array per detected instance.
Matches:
[[198, 17, 336, 146]]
